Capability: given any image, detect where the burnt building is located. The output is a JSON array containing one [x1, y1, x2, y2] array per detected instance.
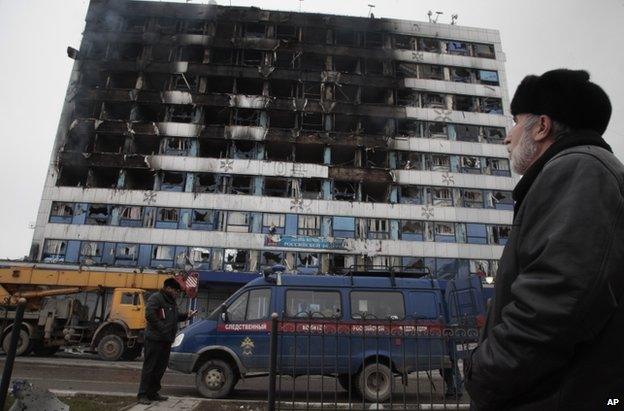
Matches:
[[31, 0, 514, 311]]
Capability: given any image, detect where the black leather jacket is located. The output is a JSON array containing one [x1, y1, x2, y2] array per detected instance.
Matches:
[[465, 143, 624, 410], [144, 290, 188, 343]]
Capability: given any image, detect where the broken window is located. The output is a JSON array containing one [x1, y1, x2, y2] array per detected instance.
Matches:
[[236, 78, 264, 95], [364, 58, 385, 76], [223, 249, 248, 271], [462, 189, 484, 208], [333, 181, 357, 202], [50, 202, 74, 217], [178, 45, 205, 63], [229, 140, 255, 159], [394, 34, 415, 50], [295, 144, 324, 164], [141, 73, 169, 91], [231, 175, 252, 195], [160, 171, 185, 192], [333, 216, 355, 238], [161, 138, 190, 156], [400, 220, 424, 241], [115, 244, 138, 265], [425, 122, 448, 139], [484, 127, 505, 144], [473, 43, 495, 59], [181, 19, 206, 35], [188, 247, 211, 267], [301, 53, 326, 71], [301, 27, 327, 44], [362, 182, 388, 203], [195, 173, 221, 193], [233, 108, 261, 126], [361, 87, 389, 105], [422, 93, 446, 109], [124, 169, 153, 190], [134, 104, 164, 122], [455, 124, 480, 142], [461, 156, 482, 173], [275, 25, 298, 42], [120, 205, 142, 220], [332, 114, 358, 133], [399, 186, 424, 204], [204, 76, 234, 94], [333, 85, 358, 104], [491, 225, 511, 245], [108, 72, 136, 89], [191, 209, 215, 229], [364, 32, 384, 48], [486, 158, 511, 176], [215, 22, 236, 39], [397, 89, 419, 107], [204, 107, 230, 125], [152, 245, 175, 261], [434, 222, 456, 242], [87, 204, 110, 225], [301, 112, 324, 131], [332, 146, 357, 166], [225, 211, 249, 233], [270, 80, 295, 99], [244, 22, 266, 38], [431, 187, 453, 206], [241, 49, 263, 66], [211, 48, 236, 65], [198, 139, 228, 159], [427, 154, 450, 172], [264, 177, 291, 197], [480, 97, 503, 114], [261, 251, 284, 269], [86, 167, 119, 189], [80, 241, 103, 258], [297, 252, 319, 272], [453, 95, 476, 112], [74, 100, 102, 119], [155, 17, 177, 34], [302, 82, 321, 101], [477, 70, 499, 86], [397, 152, 423, 170], [368, 218, 389, 239], [86, 41, 107, 60], [118, 43, 143, 61], [364, 147, 387, 168], [81, 71, 106, 88], [299, 179, 323, 199], [396, 62, 419, 78], [361, 116, 389, 135], [447, 41, 469, 56], [333, 55, 360, 74], [43, 240, 67, 262], [158, 208, 179, 222], [298, 215, 321, 236], [103, 102, 132, 120], [451, 67, 472, 83], [265, 141, 293, 161], [419, 64, 444, 80], [334, 29, 357, 46], [263, 213, 286, 234], [418, 37, 440, 53], [171, 73, 198, 92], [131, 135, 160, 155], [470, 260, 489, 278], [489, 190, 514, 210], [92, 134, 124, 153]]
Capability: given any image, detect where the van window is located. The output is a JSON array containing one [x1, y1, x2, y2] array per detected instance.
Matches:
[[350, 291, 405, 320], [246, 289, 271, 320], [226, 288, 271, 321], [410, 291, 439, 319], [286, 290, 341, 318]]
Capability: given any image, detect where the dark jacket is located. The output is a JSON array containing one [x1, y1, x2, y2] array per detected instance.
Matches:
[[465, 138, 624, 410], [144, 290, 188, 343]]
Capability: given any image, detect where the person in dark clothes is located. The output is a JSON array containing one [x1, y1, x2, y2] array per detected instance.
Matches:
[[137, 278, 196, 404]]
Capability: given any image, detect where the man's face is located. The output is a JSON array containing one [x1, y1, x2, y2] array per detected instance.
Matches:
[[164, 286, 180, 299], [505, 114, 539, 175]]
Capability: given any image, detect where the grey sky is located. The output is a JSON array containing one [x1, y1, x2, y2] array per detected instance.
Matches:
[[0, 0, 622, 259]]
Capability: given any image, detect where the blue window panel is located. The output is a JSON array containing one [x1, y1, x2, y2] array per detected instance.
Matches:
[[138, 244, 152, 267], [102, 243, 116, 265], [492, 169, 511, 177], [151, 259, 174, 269], [333, 216, 355, 231], [410, 292, 439, 319], [174, 246, 188, 268], [179, 209, 192, 229], [333, 230, 355, 239], [466, 224, 486, 237], [285, 214, 298, 235], [435, 234, 456, 243], [155, 220, 178, 229], [72, 204, 88, 225], [497, 238, 508, 246], [50, 216, 72, 224], [64, 241, 81, 263], [478, 70, 499, 83], [495, 203, 514, 211], [190, 209, 215, 231], [401, 233, 423, 241], [467, 236, 488, 245], [119, 218, 142, 227]]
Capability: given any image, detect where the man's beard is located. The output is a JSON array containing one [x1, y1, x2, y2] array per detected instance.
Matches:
[[510, 127, 538, 175]]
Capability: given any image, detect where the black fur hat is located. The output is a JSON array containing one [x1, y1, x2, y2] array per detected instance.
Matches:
[[163, 277, 181, 290], [510, 69, 611, 135]]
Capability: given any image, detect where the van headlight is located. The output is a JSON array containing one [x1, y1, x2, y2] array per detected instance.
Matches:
[[172, 333, 184, 348]]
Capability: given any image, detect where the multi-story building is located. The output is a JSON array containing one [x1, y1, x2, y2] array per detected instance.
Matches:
[[30, 0, 514, 312]]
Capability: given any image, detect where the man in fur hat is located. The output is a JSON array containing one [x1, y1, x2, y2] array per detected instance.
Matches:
[[465, 69, 624, 410]]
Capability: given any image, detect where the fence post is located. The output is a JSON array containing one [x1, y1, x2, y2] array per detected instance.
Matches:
[[268, 312, 279, 411], [0, 298, 27, 408]]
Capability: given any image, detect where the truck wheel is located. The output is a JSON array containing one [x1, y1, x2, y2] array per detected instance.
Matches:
[[121, 344, 142, 361], [2, 328, 33, 356], [97, 334, 124, 361], [356, 363, 393, 403], [195, 359, 238, 399]]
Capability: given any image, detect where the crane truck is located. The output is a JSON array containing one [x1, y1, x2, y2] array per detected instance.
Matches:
[[0, 262, 197, 361]]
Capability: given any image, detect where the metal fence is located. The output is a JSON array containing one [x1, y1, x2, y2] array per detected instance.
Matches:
[[266, 313, 480, 410]]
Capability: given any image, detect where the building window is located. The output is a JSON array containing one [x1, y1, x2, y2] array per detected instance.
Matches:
[[466, 223, 488, 244], [50, 202, 74, 217], [152, 245, 175, 261], [42, 239, 67, 262], [189, 247, 211, 267], [80, 241, 103, 258], [333, 216, 355, 238], [120, 205, 142, 221], [431, 187, 453, 206], [263, 213, 286, 234], [486, 158, 511, 177], [86, 205, 111, 225], [115, 243, 138, 263], [298, 215, 321, 236], [490, 191, 514, 210], [461, 156, 482, 173], [462, 189, 484, 208], [158, 208, 179, 222], [226, 211, 250, 233], [399, 186, 424, 204], [478, 70, 499, 85], [191, 209, 215, 230], [260, 251, 284, 270], [491, 225, 511, 245], [297, 252, 319, 274], [400, 220, 424, 241], [367, 218, 389, 240], [434, 222, 455, 242], [223, 249, 248, 271]]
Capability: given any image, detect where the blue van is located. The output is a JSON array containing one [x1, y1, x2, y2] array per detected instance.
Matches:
[[169, 270, 485, 401]]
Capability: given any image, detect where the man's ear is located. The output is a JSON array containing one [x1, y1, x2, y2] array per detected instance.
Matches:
[[533, 115, 554, 142]]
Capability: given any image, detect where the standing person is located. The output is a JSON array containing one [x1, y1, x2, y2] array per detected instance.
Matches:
[[465, 69, 624, 410], [137, 278, 197, 404]]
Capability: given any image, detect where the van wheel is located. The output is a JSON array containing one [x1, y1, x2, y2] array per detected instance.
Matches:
[[337, 374, 356, 393], [97, 334, 124, 361], [2, 328, 33, 356], [357, 363, 393, 402], [196, 359, 237, 398]]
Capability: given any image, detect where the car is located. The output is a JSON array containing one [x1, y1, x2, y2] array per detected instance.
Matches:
[[169, 267, 485, 401]]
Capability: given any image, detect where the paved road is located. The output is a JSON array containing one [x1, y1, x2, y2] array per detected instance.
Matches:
[[0, 355, 469, 407]]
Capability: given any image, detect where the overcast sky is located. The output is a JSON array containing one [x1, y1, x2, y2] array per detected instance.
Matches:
[[0, 0, 622, 259]]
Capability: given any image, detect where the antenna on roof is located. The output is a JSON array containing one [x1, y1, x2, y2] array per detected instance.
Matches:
[[367, 4, 376, 18], [427, 10, 443, 23], [298, 0, 303, 12], [451, 14, 459, 25]]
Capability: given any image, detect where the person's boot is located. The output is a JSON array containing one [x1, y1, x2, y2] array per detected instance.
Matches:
[[148, 393, 169, 401], [137, 397, 152, 405]]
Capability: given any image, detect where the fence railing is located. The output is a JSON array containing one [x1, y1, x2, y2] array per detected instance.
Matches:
[[266, 312, 479, 410]]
